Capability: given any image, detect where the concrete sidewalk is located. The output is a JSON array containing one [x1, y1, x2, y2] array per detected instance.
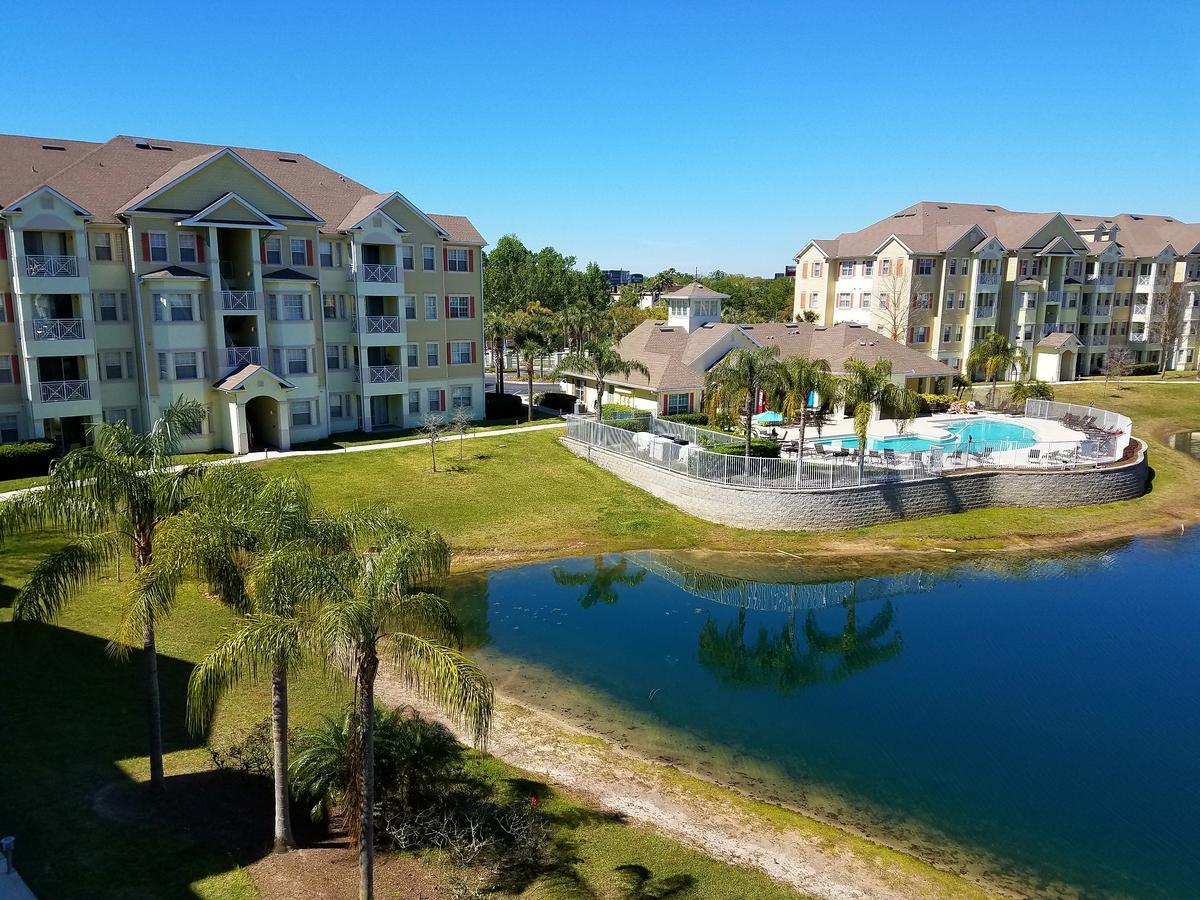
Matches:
[[0, 870, 37, 900]]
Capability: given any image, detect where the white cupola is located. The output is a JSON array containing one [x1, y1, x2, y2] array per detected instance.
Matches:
[[661, 281, 730, 333]]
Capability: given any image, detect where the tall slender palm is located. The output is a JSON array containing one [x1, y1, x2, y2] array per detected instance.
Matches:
[[307, 507, 492, 900], [130, 468, 351, 850], [775, 354, 836, 464], [967, 332, 1027, 408], [838, 359, 919, 478], [704, 345, 783, 456], [0, 398, 206, 791], [509, 301, 557, 422], [554, 339, 650, 421]]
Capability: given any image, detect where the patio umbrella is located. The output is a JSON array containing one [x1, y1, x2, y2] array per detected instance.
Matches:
[[754, 410, 784, 424]]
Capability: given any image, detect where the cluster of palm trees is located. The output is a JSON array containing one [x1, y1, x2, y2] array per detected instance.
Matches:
[[0, 400, 492, 900], [703, 346, 920, 474]]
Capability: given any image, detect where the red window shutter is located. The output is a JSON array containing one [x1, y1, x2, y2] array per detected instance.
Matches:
[[470, 341, 477, 363], [467, 249, 474, 272], [4, 294, 12, 323], [895, 258, 903, 275], [260, 242, 266, 265], [688, 391, 695, 412], [0, 231, 7, 259], [444, 295, 450, 318], [446, 342, 452, 364], [801, 262, 808, 278], [443, 247, 449, 269], [11, 354, 19, 385], [141, 233, 151, 261], [196, 235, 206, 263], [439, 390, 446, 410], [469, 296, 476, 318], [305, 240, 313, 267]]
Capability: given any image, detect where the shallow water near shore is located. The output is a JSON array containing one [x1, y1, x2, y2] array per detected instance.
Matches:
[[444, 531, 1200, 899]]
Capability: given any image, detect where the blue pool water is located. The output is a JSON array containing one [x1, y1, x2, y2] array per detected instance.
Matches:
[[819, 417, 1037, 452], [445, 532, 1200, 898]]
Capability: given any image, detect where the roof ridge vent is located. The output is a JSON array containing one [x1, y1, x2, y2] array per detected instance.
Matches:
[[41, 144, 66, 151]]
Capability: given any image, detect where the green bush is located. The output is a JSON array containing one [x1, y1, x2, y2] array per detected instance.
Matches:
[[661, 412, 709, 426], [709, 439, 780, 458], [0, 440, 56, 479], [600, 403, 640, 421], [1127, 362, 1160, 376], [605, 418, 650, 433], [537, 391, 578, 412], [484, 391, 525, 419], [915, 393, 956, 414]]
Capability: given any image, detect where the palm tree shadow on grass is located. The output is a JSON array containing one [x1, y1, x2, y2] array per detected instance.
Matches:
[[1, 620, 297, 898]]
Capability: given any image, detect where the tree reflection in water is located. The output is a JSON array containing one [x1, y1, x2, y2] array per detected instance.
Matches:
[[551, 556, 646, 608]]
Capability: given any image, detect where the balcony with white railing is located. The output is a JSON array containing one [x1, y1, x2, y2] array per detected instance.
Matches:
[[1087, 273, 1116, 287], [1046, 290, 1063, 303], [1133, 302, 1150, 316], [1042, 323, 1069, 336], [39, 379, 90, 403], [22, 255, 80, 278], [357, 264, 399, 284], [976, 271, 1001, 290], [1136, 274, 1151, 287], [1090, 334, 1109, 346], [29, 318, 86, 341], [973, 303, 996, 318], [353, 364, 404, 385], [223, 346, 261, 369], [221, 291, 258, 311], [1130, 332, 1149, 342], [353, 315, 403, 334]]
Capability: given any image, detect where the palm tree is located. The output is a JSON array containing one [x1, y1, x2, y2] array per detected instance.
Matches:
[[131, 468, 350, 851], [551, 556, 646, 608], [775, 355, 836, 464], [0, 398, 206, 791], [838, 360, 919, 479], [1008, 378, 1054, 406], [951, 373, 971, 399], [306, 507, 492, 900], [510, 302, 556, 422], [703, 345, 783, 456], [796, 310, 819, 324], [554, 339, 650, 422], [967, 332, 1027, 408]]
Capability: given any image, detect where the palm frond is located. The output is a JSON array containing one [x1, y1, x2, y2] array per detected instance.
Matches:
[[14, 532, 121, 622], [382, 591, 462, 647], [147, 396, 207, 463], [110, 561, 186, 655], [387, 633, 494, 748]]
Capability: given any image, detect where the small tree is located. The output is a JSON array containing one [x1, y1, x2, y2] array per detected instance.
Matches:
[[1101, 346, 1133, 388], [449, 407, 472, 461], [839, 359, 918, 479], [704, 345, 783, 456], [553, 340, 649, 422], [874, 267, 913, 342], [952, 373, 971, 399], [1009, 379, 1055, 407], [509, 302, 557, 422], [1152, 282, 1186, 377], [796, 309, 819, 324], [775, 355, 836, 464], [967, 332, 1027, 408], [420, 414, 448, 472]]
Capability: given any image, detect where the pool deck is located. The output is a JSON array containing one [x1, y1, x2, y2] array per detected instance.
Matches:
[[774, 412, 1086, 448]]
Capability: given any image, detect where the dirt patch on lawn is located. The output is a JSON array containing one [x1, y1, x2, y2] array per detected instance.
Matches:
[[250, 843, 451, 900]]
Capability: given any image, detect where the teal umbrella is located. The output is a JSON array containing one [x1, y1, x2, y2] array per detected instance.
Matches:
[[754, 411, 784, 424]]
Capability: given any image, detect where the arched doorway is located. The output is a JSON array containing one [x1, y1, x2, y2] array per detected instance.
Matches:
[[246, 395, 280, 449]]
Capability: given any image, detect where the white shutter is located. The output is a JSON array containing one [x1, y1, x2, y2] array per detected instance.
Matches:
[[200, 351, 208, 379], [119, 293, 130, 321], [272, 348, 282, 372], [268, 295, 278, 320], [125, 352, 135, 380], [196, 295, 204, 322], [153, 296, 162, 321], [341, 346, 349, 368], [158, 352, 168, 380]]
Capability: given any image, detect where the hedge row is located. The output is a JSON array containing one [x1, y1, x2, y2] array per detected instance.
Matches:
[[660, 412, 709, 426], [914, 393, 957, 414], [534, 391, 578, 412], [484, 391, 525, 419], [605, 418, 650, 433], [0, 441, 57, 479], [1127, 362, 1160, 376], [708, 439, 781, 458]]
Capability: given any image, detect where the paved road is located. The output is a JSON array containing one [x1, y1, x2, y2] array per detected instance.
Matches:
[[485, 374, 561, 397]]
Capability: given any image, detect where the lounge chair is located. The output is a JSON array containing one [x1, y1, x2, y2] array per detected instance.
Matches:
[[868, 450, 883, 464], [948, 449, 964, 466], [883, 449, 898, 465], [971, 448, 994, 465], [1026, 448, 1042, 465]]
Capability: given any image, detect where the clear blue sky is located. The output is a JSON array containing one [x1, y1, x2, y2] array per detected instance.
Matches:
[[7, 0, 1200, 276]]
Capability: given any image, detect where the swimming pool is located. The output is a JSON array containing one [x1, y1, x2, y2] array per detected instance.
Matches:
[[818, 418, 1038, 452]]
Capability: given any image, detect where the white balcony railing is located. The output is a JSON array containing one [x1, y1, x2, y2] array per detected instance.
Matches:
[[1041, 323, 1069, 336], [30, 318, 85, 341], [353, 315, 403, 334], [223, 346, 261, 368], [221, 291, 258, 311], [1046, 290, 1063, 303], [1130, 332, 1149, 342], [1090, 335, 1109, 345], [973, 303, 996, 318], [1136, 274, 1151, 286], [976, 271, 1000, 285], [1133, 303, 1150, 316], [358, 264, 399, 284], [40, 379, 90, 402], [354, 364, 403, 384], [23, 255, 79, 278], [1087, 274, 1115, 287]]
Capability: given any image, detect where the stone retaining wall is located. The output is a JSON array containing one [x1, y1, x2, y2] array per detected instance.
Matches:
[[562, 437, 1149, 532]]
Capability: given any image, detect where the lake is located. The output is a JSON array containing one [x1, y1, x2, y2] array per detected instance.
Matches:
[[445, 531, 1200, 899]]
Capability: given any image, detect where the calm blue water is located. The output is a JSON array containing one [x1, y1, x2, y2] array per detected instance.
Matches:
[[819, 417, 1037, 452], [446, 533, 1200, 898]]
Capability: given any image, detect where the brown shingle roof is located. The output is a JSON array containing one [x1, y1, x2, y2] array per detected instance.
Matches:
[[0, 133, 484, 243], [428, 214, 485, 245]]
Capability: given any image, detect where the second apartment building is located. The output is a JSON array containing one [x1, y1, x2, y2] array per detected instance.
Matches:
[[794, 202, 1200, 380], [0, 134, 486, 453]]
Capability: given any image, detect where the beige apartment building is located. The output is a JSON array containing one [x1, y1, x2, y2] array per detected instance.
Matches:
[[794, 202, 1200, 381], [0, 134, 486, 453]]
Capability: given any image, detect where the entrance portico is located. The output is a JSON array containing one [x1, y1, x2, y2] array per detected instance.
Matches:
[[212, 364, 295, 454]]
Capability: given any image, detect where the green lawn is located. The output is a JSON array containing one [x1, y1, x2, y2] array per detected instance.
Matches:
[[290, 411, 561, 451], [0, 450, 235, 495], [1, 380, 1195, 898]]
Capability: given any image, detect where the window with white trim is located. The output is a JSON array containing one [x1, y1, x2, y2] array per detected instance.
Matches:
[[447, 248, 469, 272], [666, 393, 690, 415], [408, 391, 421, 414], [428, 389, 444, 412], [0, 357, 13, 385], [943, 324, 952, 342], [329, 393, 345, 419], [860, 292, 871, 308], [174, 351, 199, 380], [917, 258, 933, 276], [282, 294, 305, 321], [837, 293, 852, 309], [154, 293, 195, 322], [290, 238, 307, 266], [879, 258, 890, 275], [401, 244, 414, 271], [178, 233, 197, 263], [286, 348, 309, 375], [862, 260, 874, 276], [148, 232, 168, 262], [326, 344, 346, 370], [102, 352, 124, 380], [422, 245, 435, 271], [406, 343, 419, 368], [948, 258, 957, 276], [426, 343, 439, 367], [840, 261, 854, 277], [0, 413, 18, 442], [424, 295, 439, 320], [322, 293, 343, 320], [319, 241, 336, 268], [448, 296, 471, 318], [93, 232, 113, 261], [451, 385, 473, 410], [265, 237, 282, 265], [291, 400, 314, 427], [98, 292, 119, 321], [449, 341, 472, 365]]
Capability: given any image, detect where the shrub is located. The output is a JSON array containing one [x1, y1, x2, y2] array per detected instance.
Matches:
[[484, 391, 525, 420], [914, 393, 956, 414], [1128, 362, 1160, 376], [599, 403, 639, 421], [709, 438, 780, 458], [605, 418, 649, 433], [209, 718, 279, 779], [536, 391, 578, 413], [661, 412, 709, 426], [0, 441, 56, 479]]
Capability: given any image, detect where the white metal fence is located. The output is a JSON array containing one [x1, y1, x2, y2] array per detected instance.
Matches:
[[566, 402, 1132, 492]]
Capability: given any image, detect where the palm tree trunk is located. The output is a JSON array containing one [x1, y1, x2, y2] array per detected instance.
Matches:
[[357, 650, 379, 900], [272, 665, 296, 852], [990, 375, 998, 408], [744, 380, 754, 456], [596, 378, 604, 422], [798, 405, 808, 466], [143, 621, 165, 791], [526, 358, 534, 423]]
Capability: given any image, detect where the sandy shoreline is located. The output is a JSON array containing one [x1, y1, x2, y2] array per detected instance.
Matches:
[[375, 672, 1026, 900]]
